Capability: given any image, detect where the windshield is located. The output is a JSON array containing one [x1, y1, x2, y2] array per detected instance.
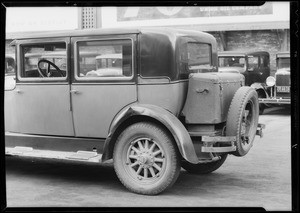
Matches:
[[277, 58, 290, 70], [218, 56, 246, 68]]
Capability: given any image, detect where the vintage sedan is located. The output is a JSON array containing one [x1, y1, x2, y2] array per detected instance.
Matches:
[[258, 51, 290, 107], [218, 51, 271, 114], [5, 28, 264, 195]]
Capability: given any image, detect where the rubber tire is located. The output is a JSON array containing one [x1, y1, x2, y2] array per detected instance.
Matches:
[[181, 154, 227, 174], [226, 86, 259, 157], [113, 122, 181, 195]]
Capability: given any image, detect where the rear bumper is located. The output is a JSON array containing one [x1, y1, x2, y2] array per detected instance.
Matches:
[[201, 123, 265, 153], [259, 98, 290, 104]]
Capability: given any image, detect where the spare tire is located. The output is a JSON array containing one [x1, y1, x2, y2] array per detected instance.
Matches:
[[226, 87, 259, 156]]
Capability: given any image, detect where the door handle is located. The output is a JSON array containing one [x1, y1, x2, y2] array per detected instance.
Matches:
[[70, 90, 80, 94], [15, 89, 22, 94]]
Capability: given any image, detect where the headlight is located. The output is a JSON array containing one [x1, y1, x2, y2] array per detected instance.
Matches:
[[266, 76, 276, 86]]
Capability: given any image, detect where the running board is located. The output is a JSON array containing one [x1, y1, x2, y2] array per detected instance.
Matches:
[[5, 146, 103, 163]]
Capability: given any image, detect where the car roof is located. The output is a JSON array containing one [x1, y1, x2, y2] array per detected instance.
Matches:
[[218, 50, 269, 57], [8, 27, 214, 42]]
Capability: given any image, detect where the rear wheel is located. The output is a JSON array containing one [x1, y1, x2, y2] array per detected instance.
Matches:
[[226, 87, 259, 156], [182, 154, 227, 174], [113, 122, 180, 195]]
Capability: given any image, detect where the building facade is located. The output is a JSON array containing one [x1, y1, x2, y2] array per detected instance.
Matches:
[[77, 3, 290, 74]]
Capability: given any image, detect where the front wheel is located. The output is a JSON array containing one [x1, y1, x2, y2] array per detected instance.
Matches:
[[182, 154, 227, 174], [226, 87, 259, 156], [113, 122, 181, 195]]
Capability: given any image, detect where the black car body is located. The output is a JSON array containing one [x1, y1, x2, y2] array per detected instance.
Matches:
[[218, 51, 270, 86], [259, 51, 290, 105]]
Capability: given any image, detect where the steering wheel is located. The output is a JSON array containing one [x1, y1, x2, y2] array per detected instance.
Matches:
[[37, 59, 64, 77]]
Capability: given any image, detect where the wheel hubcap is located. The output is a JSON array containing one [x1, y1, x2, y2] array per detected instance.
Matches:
[[126, 138, 165, 181]]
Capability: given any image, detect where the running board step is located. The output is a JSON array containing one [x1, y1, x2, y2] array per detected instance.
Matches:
[[5, 147, 102, 163]]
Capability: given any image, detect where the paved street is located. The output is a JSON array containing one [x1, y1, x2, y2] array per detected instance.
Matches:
[[5, 106, 291, 211]]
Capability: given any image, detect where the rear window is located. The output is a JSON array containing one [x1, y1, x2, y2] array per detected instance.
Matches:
[[179, 42, 212, 76]]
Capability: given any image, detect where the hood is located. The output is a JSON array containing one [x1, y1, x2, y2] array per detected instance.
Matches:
[[276, 68, 290, 75], [218, 66, 245, 74]]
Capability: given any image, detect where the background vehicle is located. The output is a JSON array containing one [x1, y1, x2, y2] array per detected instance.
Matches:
[[218, 51, 270, 114], [258, 51, 290, 110], [86, 54, 123, 77], [5, 54, 15, 76], [5, 28, 264, 195]]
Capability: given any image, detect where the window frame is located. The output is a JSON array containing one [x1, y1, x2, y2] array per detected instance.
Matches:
[[73, 36, 135, 82], [17, 37, 69, 83]]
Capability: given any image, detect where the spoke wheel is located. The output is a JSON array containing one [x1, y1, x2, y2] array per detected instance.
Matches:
[[126, 138, 166, 181], [113, 122, 180, 195]]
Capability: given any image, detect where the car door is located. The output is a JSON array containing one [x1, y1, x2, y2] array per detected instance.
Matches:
[[258, 54, 270, 83], [245, 55, 259, 86], [70, 35, 137, 138], [13, 38, 75, 136]]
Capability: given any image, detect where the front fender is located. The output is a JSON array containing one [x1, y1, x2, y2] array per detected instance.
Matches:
[[250, 83, 269, 97], [101, 104, 199, 164], [250, 82, 266, 91]]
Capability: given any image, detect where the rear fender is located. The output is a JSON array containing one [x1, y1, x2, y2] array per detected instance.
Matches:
[[101, 104, 199, 164]]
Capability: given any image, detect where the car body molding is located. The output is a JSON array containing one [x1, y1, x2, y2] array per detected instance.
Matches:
[[101, 103, 199, 164]]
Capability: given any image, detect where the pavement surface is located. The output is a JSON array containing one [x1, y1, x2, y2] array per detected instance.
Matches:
[[5, 106, 292, 210]]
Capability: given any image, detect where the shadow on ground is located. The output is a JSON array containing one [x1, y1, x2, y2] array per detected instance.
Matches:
[[263, 106, 290, 116]]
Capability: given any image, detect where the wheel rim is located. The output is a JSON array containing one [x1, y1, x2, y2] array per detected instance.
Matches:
[[124, 137, 166, 184], [240, 100, 255, 149]]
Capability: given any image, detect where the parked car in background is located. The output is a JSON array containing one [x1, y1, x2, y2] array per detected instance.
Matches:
[[218, 51, 271, 114], [86, 54, 123, 77], [258, 51, 290, 110], [5, 54, 15, 76], [5, 28, 264, 195], [4, 54, 16, 91]]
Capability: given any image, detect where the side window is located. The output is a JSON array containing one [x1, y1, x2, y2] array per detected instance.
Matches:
[[5, 56, 15, 75], [20, 42, 67, 79], [260, 55, 269, 68], [247, 56, 259, 70], [76, 39, 133, 79]]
